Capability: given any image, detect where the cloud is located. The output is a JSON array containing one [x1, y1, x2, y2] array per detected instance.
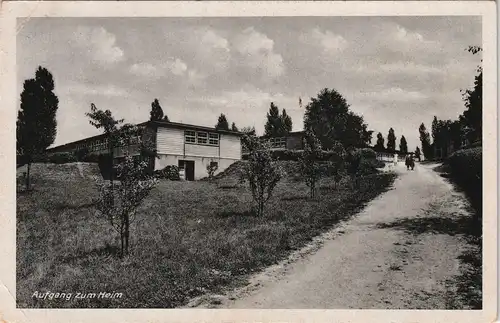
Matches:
[[356, 87, 428, 102], [73, 27, 124, 64], [308, 28, 348, 53], [234, 27, 285, 78], [129, 58, 188, 78], [62, 82, 129, 97]]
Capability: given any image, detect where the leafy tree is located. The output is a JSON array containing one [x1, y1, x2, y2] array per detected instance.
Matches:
[[264, 102, 282, 137], [431, 116, 439, 145], [240, 134, 282, 216], [303, 88, 371, 149], [399, 135, 408, 154], [300, 131, 324, 198], [95, 152, 158, 257], [149, 98, 165, 121], [419, 123, 432, 160], [374, 132, 385, 151], [231, 122, 239, 132], [460, 46, 482, 144], [387, 128, 396, 153], [414, 147, 421, 161], [280, 108, 293, 135], [17, 66, 59, 190], [241, 126, 256, 136], [215, 113, 229, 130]]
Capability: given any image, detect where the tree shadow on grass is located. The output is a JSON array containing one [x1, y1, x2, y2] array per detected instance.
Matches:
[[59, 243, 121, 264], [377, 215, 481, 239], [216, 209, 256, 218]]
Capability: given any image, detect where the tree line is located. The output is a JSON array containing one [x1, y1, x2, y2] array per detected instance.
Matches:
[[418, 46, 482, 161]]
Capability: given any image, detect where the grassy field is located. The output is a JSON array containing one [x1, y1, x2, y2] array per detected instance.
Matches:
[[17, 161, 396, 308]]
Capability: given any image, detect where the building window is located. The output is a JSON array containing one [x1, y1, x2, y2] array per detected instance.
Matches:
[[197, 132, 208, 144], [209, 133, 219, 146], [185, 130, 196, 143]]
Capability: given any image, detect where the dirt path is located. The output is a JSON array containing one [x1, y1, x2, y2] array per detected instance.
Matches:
[[190, 162, 477, 309]]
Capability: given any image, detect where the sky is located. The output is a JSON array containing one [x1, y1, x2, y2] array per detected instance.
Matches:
[[17, 16, 482, 150]]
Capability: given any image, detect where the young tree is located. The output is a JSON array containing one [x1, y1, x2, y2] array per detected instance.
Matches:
[[17, 66, 59, 190], [215, 113, 229, 130], [328, 141, 346, 189], [399, 135, 408, 154], [95, 152, 158, 257], [414, 147, 421, 161], [264, 102, 282, 137], [280, 108, 293, 135], [231, 122, 239, 132], [374, 132, 385, 151], [149, 98, 165, 121], [240, 134, 282, 216], [345, 149, 362, 188], [419, 123, 432, 160], [86, 103, 124, 191], [300, 131, 324, 198], [387, 128, 396, 153]]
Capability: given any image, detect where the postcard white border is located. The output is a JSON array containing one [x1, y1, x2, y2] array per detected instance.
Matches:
[[0, 2, 497, 323]]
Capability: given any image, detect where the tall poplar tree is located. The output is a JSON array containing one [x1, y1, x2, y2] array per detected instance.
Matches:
[[17, 66, 59, 190]]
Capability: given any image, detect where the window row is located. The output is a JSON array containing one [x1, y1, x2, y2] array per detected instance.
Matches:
[[185, 131, 219, 146], [74, 136, 141, 152]]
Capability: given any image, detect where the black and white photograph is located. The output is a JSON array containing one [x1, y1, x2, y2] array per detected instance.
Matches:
[[0, 2, 497, 323]]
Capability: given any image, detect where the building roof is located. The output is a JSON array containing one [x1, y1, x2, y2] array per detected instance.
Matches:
[[46, 120, 242, 152], [149, 120, 242, 136]]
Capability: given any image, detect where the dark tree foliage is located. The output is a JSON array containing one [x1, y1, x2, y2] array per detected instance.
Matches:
[[215, 113, 230, 130], [149, 98, 165, 121], [303, 88, 372, 150], [231, 122, 239, 132], [374, 132, 385, 151], [264, 102, 282, 137], [280, 108, 293, 135], [17, 66, 59, 190], [419, 123, 432, 160], [460, 46, 482, 143], [386, 128, 396, 153], [399, 135, 408, 154]]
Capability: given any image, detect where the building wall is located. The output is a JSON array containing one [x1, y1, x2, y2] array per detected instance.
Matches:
[[157, 127, 184, 155], [155, 155, 238, 180], [220, 134, 241, 159]]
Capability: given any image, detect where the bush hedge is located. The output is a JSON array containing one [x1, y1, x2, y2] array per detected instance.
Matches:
[[446, 147, 482, 218], [154, 165, 181, 181]]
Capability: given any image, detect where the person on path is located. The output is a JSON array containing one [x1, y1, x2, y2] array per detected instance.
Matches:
[[393, 153, 398, 166]]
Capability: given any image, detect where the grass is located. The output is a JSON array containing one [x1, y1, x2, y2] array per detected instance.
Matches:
[[17, 161, 396, 308]]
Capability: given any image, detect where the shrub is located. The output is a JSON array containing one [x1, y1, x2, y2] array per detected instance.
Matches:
[[240, 134, 283, 216], [446, 147, 482, 220], [47, 152, 77, 164], [206, 161, 219, 180], [154, 165, 180, 181], [74, 147, 90, 161], [357, 148, 377, 160]]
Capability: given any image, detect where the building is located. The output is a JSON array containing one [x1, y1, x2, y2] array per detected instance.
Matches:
[[243, 131, 409, 162], [46, 120, 243, 181]]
